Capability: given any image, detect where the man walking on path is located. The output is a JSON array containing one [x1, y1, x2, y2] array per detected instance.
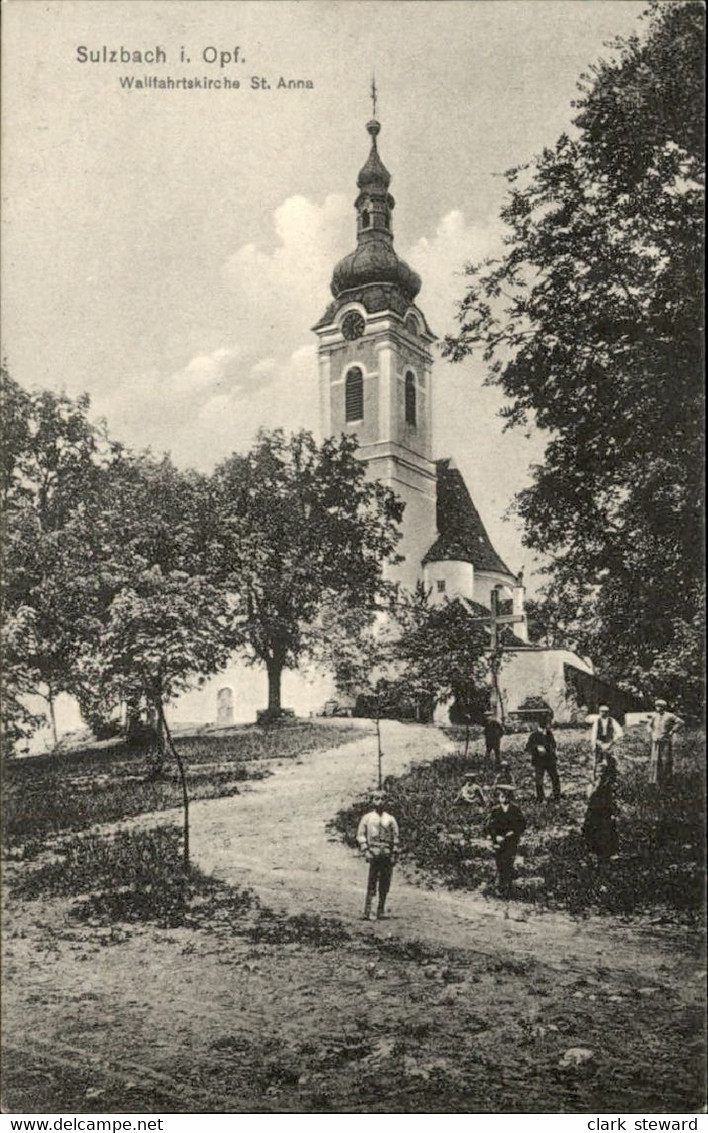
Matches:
[[526, 716, 561, 802], [485, 785, 527, 901], [483, 712, 505, 769], [648, 699, 684, 787], [357, 790, 400, 920], [590, 705, 623, 777]]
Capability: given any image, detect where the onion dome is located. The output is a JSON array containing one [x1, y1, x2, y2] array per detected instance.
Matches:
[[330, 118, 421, 302], [357, 119, 391, 190]]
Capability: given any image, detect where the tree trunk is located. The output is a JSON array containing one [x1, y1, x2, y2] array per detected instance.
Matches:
[[266, 656, 283, 714], [158, 700, 190, 872], [47, 687, 58, 750], [145, 696, 166, 775]]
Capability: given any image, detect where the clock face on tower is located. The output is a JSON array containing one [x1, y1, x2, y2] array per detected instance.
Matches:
[[341, 311, 365, 341]]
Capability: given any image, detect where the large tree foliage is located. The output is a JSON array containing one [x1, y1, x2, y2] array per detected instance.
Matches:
[[1, 370, 119, 745], [211, 429, 403, 715], [92, 567, 235, 866], [1, 369, 236, 756], [443, 2, 704, 713], [74, 452, 236, 749]]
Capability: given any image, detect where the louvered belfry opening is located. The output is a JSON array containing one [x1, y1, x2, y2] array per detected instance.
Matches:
[[405, 371, 417, 426], [345, 367, 364, 422]]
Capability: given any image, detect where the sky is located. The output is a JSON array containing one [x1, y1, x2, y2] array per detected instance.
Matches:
[[2, 0, 647, 584]]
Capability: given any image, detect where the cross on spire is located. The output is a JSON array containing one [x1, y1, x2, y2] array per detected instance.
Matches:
[[370, 75, 378, 119]]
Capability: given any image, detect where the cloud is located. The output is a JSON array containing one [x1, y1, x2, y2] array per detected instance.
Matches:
[[223, 193, 351, 345], [88, 192, 539, 559], [406, 209, 504, 336], [90, 194, 352, 468]]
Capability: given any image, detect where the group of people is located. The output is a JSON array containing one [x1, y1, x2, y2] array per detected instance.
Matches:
[[354, 698, 685, 916]]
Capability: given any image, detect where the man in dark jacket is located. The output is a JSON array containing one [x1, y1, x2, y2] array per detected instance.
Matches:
[[526, 716, 561, 802], [485, 786, 527, 900], [483, 712, 505, 769]]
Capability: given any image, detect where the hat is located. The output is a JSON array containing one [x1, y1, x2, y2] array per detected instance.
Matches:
[[495, 783, 516, 794], [463, 772, 478, 780], [598, 704, 610, 711], [654, 699, 667, 708]]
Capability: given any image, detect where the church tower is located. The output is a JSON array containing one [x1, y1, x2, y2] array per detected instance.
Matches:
[[313, 112, 437, 591]]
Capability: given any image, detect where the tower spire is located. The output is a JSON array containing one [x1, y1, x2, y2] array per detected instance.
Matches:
[[325, 91, 421, 303]]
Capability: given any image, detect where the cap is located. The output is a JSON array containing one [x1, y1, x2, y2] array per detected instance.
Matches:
[[598, 704, 610, 711], [654, 699, 667, 708], [495, 783, 516, 794]]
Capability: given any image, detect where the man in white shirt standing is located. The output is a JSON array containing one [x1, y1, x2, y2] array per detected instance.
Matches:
[[590, 705, 623, 777], [356, 790, 400, 921], [648, 699, 684, 787]]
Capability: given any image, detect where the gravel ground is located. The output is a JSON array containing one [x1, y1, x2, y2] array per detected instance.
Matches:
[[2, 722, 705, 1113]]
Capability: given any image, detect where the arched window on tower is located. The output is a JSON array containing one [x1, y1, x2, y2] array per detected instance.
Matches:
[[405, 371, 417, 427], [361, 208, 371, 229], [345, 367, 364, 423]]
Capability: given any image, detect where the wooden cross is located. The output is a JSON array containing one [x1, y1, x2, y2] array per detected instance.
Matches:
[[458, 588, 526, 723], [459, 588, 526, 651]]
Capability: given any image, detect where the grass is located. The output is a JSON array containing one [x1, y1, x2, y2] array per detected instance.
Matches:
[[2, 721, 360, 857], [333, 728, 705, 921], [9, 822, 354, 945]]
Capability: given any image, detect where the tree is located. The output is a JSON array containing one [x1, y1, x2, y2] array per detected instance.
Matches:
[[89, 567, 235, 867], [443, 2, 704, 714], [211, 429, 403, 717], [0, 370, 120, 747], [397, 588, 494, 754]]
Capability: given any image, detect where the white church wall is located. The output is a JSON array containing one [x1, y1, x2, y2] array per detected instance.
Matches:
[[170, 661, 337, 727], [473, 570, 515, 608], [499, 648, 595, 723], [424, 560, 474, 604], [20, 692, 84, 754]]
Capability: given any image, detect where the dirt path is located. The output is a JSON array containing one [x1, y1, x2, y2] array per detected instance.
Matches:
[[188, 722, 701, 993], [4, 722, 704, 1113]]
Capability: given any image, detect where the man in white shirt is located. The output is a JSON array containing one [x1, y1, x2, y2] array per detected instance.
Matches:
[[590, 705, 623, 776], [648, 699, 684, 786], [356, 790, 400, 921]]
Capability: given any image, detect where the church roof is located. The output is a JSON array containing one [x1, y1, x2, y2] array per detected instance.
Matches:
[[423, 458, 514, 576]]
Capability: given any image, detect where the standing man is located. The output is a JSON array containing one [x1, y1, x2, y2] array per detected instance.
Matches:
[[485, 785, 527, 901], [647, 699, 684, 787], [590, 705, 623, 778], [483, 712, 505, 769], [356, 790, 400, 920], [526, 714, 561, 802]]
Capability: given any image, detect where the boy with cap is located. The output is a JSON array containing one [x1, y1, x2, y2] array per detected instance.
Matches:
[[485, 785, 527, 901], [647, 699, 684, 787], [356, 790, 400, 920]]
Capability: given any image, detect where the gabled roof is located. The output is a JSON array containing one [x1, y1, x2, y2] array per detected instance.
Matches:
[[423, 458, 514, 576]]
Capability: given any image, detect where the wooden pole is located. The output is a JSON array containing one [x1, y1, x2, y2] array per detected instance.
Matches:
[[158, 701, 190, 872]]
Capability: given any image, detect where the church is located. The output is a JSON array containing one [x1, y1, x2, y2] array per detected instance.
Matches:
[[309, 110, 623, 726], [164, 105, 642, 732], [25, 106, 642, 750]]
